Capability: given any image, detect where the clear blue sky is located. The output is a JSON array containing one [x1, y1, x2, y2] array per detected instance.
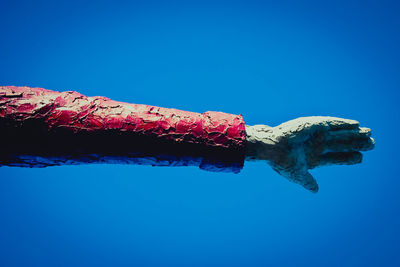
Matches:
[[1, 0, 399, 266]]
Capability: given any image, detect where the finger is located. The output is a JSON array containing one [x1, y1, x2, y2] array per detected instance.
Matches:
[[324, 117, 360, 131], [277, 117, 360, 136], [325, 127, 374, 152], [311, 152, 362, 168], [325, 135, 375, 152], [290, 116, 360, 130], [327, 127, 371, 138]]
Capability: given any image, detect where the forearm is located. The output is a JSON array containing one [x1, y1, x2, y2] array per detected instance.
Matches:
[[0, 86, 246, 172], [0, 86, 245, 149]]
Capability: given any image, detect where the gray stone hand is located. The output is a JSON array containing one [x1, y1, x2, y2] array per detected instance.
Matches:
[[245, 116, 375, 192]]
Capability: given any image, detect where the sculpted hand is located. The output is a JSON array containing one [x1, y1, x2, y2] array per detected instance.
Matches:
[[245, 116, 375, 192]]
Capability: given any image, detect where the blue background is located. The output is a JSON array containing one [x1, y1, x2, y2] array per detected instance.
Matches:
[[1, 0, 399, 266]]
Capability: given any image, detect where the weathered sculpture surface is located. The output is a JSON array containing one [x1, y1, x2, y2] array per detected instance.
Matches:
[[245, 118, 374, 192], [0, 86, 374, 192]]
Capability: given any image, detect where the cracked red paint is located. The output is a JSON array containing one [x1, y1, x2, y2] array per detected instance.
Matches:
[[0, 86, 246, 152]]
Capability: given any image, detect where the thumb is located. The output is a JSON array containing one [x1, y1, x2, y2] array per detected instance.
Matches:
[[280, 170, 319, 193], [271, 166, 319, 193], [296, 171, 319, 193]]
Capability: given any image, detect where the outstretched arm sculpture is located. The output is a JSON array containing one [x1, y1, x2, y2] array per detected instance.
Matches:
[[0, 86, 374, 192]]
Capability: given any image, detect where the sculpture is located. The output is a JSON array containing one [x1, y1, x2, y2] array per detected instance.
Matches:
[[0, 86, 374, 192]]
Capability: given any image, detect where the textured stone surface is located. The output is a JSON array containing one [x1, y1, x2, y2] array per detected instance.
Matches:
[[0, 86, 246, 172], [245, 116, 375, 192]]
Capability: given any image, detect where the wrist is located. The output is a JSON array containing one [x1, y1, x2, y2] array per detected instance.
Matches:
[[245, 124, 279, 161]]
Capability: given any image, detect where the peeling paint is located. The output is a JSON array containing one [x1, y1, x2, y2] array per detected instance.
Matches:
[[0, 86, 246, 172]]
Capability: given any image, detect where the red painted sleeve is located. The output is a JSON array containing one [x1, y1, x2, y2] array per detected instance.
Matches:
[[0, 86, 246, 172]]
